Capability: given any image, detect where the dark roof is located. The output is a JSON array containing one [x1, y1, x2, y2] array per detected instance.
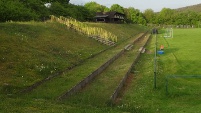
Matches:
[[95, 11, 125, 18], [94, 15, 109, 18]]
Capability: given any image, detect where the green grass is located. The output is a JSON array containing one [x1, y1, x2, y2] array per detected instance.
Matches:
[[0, 22, 108, 94], [120, 28, 201, 113], [86, 23, 147, 42], [2, 21, 201, 113], [0, 21, 147, 112], [21, 34, 146, 101], [63, 34, 150, 107]]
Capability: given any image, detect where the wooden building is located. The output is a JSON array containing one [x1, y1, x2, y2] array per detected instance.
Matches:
[[95, 11, 125, 23]]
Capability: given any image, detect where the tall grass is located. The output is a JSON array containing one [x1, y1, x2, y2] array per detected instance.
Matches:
[[50, 15, 118, 42]]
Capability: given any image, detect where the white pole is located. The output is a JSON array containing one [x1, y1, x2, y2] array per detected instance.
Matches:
[[172, 28, 173, 38]]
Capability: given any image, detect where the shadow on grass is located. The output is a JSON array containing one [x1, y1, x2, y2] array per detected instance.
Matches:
[[162, 47, 179, 54]]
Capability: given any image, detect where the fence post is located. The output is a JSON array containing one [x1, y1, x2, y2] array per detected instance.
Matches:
[[154, 34, 157, 89], [165, 77, 169, 95]]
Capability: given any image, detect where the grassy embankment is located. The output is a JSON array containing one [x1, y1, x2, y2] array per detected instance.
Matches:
[[0, 21, 146, 112], [0, 22, 107, 94], [63, 33, 150, 107]]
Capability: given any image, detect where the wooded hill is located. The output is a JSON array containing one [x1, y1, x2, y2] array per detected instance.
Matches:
[[0, 1, 201, 26], [175, 3, 201, 13]]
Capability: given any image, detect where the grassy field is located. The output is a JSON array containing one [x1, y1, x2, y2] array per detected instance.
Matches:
[[2, 20, 200, 113], [120, 28, 201, 113]]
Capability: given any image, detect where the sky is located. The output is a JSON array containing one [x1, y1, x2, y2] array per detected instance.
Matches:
[[70, 0, 201, 12]]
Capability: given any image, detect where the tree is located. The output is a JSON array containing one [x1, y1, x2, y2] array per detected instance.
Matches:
[[20, 0, 50, 20], [143, 9, 155, 23], [187, 11, 200, 26], [124, 7, 147, 25], [0, 0, 37, 22], [129, 7, 139, 23], [49, 2, 69, 17], [125, 7, 139, 23], [137, 13, 147, 25], [110, 4, 124, 14], [84, 2, 105, 12], [84, 2, 105, 19], [158, 8, 174, 24], [41, 0, 70, 4], [104, 7, 110, 12], [54, 0, 70, 4], [67, 4, 91, 21]]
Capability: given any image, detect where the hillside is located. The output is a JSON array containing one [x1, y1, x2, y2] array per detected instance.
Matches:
[[0, 21, 148, 112], [0, 21, 146, 94], [0, 22, 110, 94], [174, 3, 201, 12]]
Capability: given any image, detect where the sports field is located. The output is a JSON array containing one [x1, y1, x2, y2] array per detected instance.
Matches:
[[120, 28, 201, 112]]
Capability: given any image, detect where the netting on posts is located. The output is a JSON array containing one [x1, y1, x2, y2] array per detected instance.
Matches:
[[164, 28, 173, 38]]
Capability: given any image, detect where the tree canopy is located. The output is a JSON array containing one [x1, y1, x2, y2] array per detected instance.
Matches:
[[110, 4, 124, 14], [0, 0, 200, 27], [143, 9, 155, 23], [84, 1, 105, 12]]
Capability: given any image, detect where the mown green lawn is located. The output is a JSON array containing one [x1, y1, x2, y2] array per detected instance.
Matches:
[[120, 28, 201, 113]]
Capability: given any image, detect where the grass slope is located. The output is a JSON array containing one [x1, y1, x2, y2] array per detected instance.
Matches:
[[0, 22, 108, 94], [0, 21, 147, 112], [64, 34, 150, 108], [87, 23, 147, 42], [175, 3, 201, 12]]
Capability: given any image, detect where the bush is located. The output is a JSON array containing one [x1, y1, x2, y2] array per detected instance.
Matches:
[[0, 0, 38, 22], [0, 0, 92, 22]]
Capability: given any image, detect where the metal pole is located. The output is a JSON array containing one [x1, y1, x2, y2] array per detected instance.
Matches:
[[154, 71, 157, 89], [154, 34, 157, 89], [172, 28, 173, 38], [165, 77, 169, 95]]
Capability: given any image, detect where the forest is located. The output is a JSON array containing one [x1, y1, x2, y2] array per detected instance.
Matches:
[[1, 0, 201, 26]]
